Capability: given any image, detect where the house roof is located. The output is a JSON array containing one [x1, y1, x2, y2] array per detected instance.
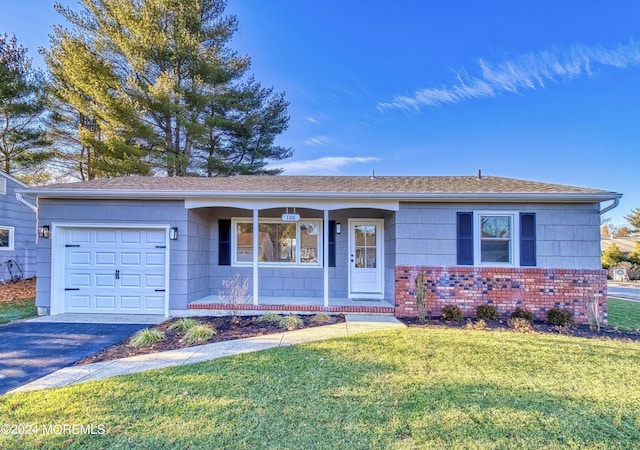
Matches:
[[19, 175, 621, 203]]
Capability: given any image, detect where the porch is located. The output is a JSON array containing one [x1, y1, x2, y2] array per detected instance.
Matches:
[[185, 295, 395, 315]]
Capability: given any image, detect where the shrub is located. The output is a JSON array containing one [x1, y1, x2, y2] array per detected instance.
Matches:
[[415, 271, 427, 322], [279, 314, 304, 330], [508, 317, 533, 333], [476, 304, 499, 321], [547, 308, 573, 327], [168, 318, 199, 332], [184, 324, 216, 344], [510, 307, 533, 323], [442, 305, 463, 322], [465, 319, 488, 330], [257, 312, 282, 323], [129, 328, 166, 347], [309, 313, 335, 324]]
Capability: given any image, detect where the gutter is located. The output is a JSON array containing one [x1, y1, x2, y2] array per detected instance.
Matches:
[[15, 189, 623, 204], [15, 192, 38, 213], [600, 197, 621, 215]]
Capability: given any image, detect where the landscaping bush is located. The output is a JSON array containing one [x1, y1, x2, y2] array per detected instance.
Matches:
[[309, 313, 335, 324], [184, 324, 216, 344], [168, 318, 198, 332], [465, 319, 488, 330], [476, 304, 499, 321], [279, 314, 304, 330], [257, 312, 282, 323], [442, 305, 463, 322], [129, 328, 166, 347], [510, 307, 533, 323], [508, 317, 533, 333], [547, 308, 573, 327]]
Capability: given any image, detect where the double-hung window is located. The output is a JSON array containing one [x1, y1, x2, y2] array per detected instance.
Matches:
[[0, 226, 14, 251], [457, 211, 536, 267], [232, 218, 322, 267]]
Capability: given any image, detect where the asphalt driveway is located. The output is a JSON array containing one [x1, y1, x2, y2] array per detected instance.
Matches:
[[0, 322, 149, 395]]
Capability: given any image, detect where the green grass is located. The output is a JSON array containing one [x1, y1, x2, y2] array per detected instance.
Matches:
[[2, 327, 640, 449], [0, 298, 36, 325], [608, 297, 640, 331]]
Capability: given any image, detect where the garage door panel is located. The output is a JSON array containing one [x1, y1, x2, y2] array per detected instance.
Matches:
[[68, 295, 90, 309], [120, 296, 141, 310], [95, 274, 116, 287], [69, 252, 91, 266], [69, 273, 91, 287], [120, 231, 143, 244], [63, 228, 167, 315], [145, 230, 166, 244], [145, 275, 165, 288], [68, 230, 91, 244], [120, 274, 141, 288], [95, 296, 116, 309], [120, 253, 141, 266], [95, 252, 116, 266], [145, 296, 165, 311], [95, 230, 117, 244]]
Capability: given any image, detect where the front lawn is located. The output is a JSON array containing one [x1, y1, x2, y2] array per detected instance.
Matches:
[[1, 327, 639, 448], [0, 297, 36, 325], [608, 297, 640, 331]]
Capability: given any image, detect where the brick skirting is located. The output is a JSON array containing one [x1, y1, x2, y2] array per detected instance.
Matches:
[[188, 303, 395, 314], [395, 266, 607, 325]]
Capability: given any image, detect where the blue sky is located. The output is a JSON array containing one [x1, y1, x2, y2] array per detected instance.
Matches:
[[1, 1, 639, 225]]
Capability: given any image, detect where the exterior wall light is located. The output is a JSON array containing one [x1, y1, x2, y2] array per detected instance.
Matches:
[[169, 227, 179, 240], [336, 223, 341, 234], [39, 225, 50, 238]]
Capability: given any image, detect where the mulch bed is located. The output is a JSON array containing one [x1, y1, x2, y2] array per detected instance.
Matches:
[[0, 278, 36, 303], [399, 317, 640, 342], [76, 314, 346, 365]]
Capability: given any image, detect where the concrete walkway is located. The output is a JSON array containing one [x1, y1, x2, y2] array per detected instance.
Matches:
[[9, 314, 404, 394]]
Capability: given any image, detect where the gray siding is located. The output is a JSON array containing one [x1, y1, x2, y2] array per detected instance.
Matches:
[[0, 174, 36, 280], [36, 199, 188, 310], [394, 202, 602, 269]]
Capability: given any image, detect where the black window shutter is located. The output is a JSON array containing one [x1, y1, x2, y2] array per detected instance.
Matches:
[[457, 212, 474, 265], [218, 219, 231, 266], [328, 220, 336, 267], [520, 213, 536, 266]]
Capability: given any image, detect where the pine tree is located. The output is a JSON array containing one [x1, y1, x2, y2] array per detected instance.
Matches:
[[44, 0, 291, 178], [625, 207, 640, 234], [601, 243, 624, 269], [0, 34, 51, 180]]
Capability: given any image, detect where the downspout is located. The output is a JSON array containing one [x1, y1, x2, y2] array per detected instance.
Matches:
[[600, 197, 620, 216]]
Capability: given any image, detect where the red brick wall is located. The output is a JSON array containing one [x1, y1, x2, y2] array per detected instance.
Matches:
[[395, 266, 608, 325]]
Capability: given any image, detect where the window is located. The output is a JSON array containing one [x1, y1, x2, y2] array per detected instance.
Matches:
[[479, 215, 513, 264], [232, 218, 321, 266], [0, 226, 14, 251], [457, 212, 536, 267]]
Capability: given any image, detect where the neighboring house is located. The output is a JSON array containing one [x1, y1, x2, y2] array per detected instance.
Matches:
[[19, 175, 621, 324], [0, 171, 37, 282]]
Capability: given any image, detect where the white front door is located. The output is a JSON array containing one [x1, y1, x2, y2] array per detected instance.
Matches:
[[349, 219, 384, 298], [62, 228, 167, 314]]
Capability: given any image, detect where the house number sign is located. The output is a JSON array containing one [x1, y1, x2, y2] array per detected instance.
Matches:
[[281, 213, 300, 222]]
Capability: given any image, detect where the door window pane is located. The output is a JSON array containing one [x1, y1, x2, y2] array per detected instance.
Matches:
[[355, 225, 377, 268]]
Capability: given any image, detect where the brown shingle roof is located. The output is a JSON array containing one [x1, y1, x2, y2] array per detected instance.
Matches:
[[37, 175, 614, 195]]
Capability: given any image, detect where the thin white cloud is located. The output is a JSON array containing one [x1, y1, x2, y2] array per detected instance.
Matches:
[[304, 135, 331, 146], [306, 116, 320, 124], [270, 156, 380, 175], [379, 39, 640, 111]]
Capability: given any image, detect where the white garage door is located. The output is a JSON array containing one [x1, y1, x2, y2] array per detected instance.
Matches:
[[63, 228, 167, 314]]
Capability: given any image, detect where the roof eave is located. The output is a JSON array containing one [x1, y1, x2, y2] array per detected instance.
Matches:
[[17, 188, 622, 203]]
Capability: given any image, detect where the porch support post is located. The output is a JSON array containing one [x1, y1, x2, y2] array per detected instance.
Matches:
[[253, 208, 259, 305], [323, 209, 329, 307]]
